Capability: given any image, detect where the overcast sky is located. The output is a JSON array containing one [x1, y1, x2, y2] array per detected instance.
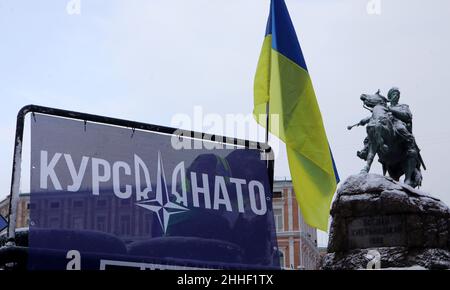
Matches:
[[1, 0, 450, 246]]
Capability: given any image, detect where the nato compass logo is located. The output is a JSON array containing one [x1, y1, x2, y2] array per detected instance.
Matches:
[[135, 152, 189, 234]]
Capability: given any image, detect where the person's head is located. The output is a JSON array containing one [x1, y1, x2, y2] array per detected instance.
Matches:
[[387, 87, 400, 105]]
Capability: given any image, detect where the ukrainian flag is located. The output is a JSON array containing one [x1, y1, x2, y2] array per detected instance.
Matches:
[[253, 0, 339, 231]]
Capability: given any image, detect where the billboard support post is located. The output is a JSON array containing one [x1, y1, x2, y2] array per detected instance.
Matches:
[[7, 106, 30, 242]]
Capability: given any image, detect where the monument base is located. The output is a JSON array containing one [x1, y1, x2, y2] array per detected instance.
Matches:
[[322, 173, 450, 270]]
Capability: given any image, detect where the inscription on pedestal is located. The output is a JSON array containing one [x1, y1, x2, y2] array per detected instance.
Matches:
[[347, 215, 406, 249]]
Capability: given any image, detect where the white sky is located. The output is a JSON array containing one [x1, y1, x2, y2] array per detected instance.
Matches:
[[1, 0, 450, 246]]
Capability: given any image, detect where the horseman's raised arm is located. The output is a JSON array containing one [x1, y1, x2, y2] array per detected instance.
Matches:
[[358, 116, 371, 126], [348, 116, 371, 130], [389, 104, 412, 123], [347, 117, 370, 130]]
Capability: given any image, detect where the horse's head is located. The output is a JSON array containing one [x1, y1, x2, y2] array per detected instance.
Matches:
[[360, 90, 388, 108]]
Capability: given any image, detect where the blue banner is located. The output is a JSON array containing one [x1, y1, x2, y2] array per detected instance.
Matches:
[[29, 114, 279, 270]]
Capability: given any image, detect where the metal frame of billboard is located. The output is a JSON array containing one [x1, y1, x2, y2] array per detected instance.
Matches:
[[6, 104, 274, 243]]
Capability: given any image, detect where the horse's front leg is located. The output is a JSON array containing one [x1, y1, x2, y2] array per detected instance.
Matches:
[[361, 143, 377, 174]]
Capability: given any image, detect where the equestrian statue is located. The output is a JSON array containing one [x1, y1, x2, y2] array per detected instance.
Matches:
[[347, 87, 426, 188]]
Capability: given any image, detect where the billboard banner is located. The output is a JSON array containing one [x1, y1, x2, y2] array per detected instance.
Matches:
[[29, 113, 279, 270]]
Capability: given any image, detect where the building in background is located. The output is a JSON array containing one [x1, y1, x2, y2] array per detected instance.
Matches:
[[0, 194, 29, 231], [273, 180, 321, 270], [0, 181, 321, 269]]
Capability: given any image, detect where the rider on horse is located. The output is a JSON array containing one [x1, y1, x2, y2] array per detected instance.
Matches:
[[348, 88, 425, 188], [386, 88, 418, 160], [355, 88, 418, 163]]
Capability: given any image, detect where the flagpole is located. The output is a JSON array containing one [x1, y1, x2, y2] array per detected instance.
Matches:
[[265, 102, 272, 176], [265, 102, 270, 144]]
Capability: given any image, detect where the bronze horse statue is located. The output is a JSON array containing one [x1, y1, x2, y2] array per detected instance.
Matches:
[[348, 90, 425, 188]]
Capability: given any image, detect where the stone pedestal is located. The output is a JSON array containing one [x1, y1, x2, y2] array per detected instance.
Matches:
[[322, 173, 450, 270]]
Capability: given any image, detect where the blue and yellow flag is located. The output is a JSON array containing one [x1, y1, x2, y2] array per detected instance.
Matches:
[[253, 0, 339, 231]]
